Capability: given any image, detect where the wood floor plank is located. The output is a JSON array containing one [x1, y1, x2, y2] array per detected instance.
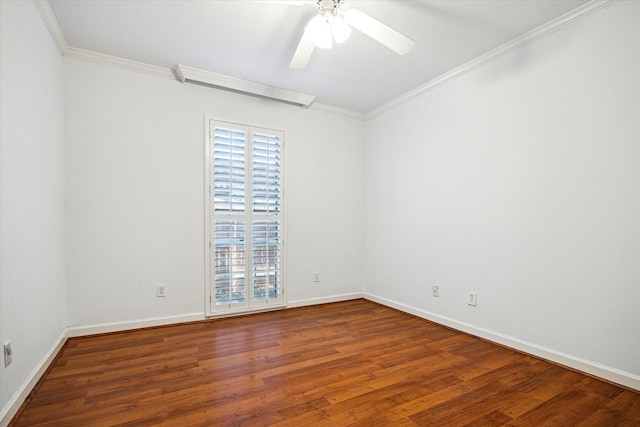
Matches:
[[9, 299, 640, 426]]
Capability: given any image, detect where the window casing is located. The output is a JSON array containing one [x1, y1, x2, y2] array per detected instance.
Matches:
[[205, 119, 284, 315]]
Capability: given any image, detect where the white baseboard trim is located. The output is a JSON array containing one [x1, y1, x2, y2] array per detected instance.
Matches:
[[65, 294, 365, 338], [287, 292, 364, 308], [364, 292, 640, 392], [0, 329, 68, 427], [66, 312, 206, 338]]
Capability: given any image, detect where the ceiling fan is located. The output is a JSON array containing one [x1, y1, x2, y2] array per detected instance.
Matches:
[[289, 0, 415, 69]]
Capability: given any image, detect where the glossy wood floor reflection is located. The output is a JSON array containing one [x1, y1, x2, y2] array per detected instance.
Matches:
[[11, 299, 640, 426]]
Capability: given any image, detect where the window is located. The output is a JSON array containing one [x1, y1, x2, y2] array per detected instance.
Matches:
[[205, 120, 284, 315]]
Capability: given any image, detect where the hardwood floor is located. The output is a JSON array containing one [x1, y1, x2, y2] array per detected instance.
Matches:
[[10, 299, 640, 426]]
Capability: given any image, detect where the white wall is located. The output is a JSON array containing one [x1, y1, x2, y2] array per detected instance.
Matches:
[[364, 1, 639, 378], [0, 0, 68, 415], [64, 60, 365, 326]]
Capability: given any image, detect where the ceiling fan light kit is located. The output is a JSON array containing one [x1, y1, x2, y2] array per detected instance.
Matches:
[[290, 0, 415, 69], [302, 0, 351, 50], [306, 15, 334, 49], [329, 14, 352, 43]]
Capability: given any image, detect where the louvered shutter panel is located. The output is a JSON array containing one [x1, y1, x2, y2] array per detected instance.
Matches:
[[252, 132, 280, 214], [213, 220, 246, 306], [213, 126, 245, 213], [253, 220, 281, 301]]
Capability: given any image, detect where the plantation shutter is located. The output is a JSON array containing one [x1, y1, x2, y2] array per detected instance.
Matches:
[[207, 120, 284, 315]]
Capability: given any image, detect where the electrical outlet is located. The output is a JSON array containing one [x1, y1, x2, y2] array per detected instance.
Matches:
[[4, 341, 12, 367], [313, 271, 320, 283], [157, 284, 167, 297], [432, 285, 439, 297], [468, 291, 477, 307]]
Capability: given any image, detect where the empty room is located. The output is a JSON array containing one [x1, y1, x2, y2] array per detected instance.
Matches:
[[1, 0, 639, 425]]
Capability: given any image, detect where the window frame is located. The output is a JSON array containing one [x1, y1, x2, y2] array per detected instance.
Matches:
[[204, 117, 286, 317]]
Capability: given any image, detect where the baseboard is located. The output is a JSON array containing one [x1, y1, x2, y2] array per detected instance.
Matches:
[[287, 292, 364, 308], [0, 329, 68, 427], [65, 295, 365, 336], [364, 292, 640, 392], [66, 312, 206, 337]]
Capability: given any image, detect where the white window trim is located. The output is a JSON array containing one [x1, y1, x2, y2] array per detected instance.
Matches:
[[204, 116, 286, 317]]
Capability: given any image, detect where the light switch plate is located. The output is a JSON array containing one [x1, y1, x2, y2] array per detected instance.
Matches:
[[468, 291, 477, 307], [3, 341, 12, 367]]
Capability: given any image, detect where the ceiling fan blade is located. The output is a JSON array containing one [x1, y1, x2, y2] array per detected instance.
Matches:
[[290, 29, 316, 69], [344, 9, 414, 55]]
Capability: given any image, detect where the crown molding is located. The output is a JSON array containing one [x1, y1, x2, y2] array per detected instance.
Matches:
[[65, 47, 177, 80], [53, 46, 369, 116], [57, 43, 369, 116], [310, 102, 367, 120], [58, 46, 368, 116], [33, 0, 68, 55], [366, 0, 622, 120]]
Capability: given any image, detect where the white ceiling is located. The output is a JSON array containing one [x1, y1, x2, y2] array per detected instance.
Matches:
[[49, 0, 589, 113]]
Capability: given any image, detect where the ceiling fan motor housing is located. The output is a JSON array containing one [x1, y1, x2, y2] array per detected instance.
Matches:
[[317, 0, 341, 15]]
